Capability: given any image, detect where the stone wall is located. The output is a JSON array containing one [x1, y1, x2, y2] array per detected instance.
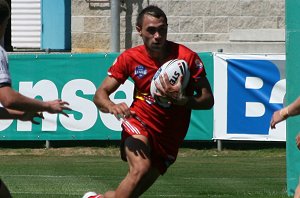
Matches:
[[71, 0, 285, 53]]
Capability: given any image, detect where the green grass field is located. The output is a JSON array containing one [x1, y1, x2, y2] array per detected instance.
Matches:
[[0, 144, 288, 198]]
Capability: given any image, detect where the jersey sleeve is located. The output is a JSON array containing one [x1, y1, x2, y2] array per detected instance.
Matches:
[[107, 53, 129, 84], [0, 47, 12, 86], [188, 52, 206, 83]]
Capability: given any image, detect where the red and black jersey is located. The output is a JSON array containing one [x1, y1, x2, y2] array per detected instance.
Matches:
[[108, 41, 206, 155]]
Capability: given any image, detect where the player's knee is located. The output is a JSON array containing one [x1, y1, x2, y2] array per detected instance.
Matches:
[[130, 161, 151, 179]]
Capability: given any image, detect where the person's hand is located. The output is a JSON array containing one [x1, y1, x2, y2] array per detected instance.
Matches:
[[154, 73, 187, 105], [270, 108, 289, 129], [270, 110, 285, 129], [46, 99, 71, 117], [20, 111, 44, 125], [107, 102, 135, 120]]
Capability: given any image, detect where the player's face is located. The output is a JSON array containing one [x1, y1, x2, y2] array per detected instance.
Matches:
[[137, 14, 168, 52]]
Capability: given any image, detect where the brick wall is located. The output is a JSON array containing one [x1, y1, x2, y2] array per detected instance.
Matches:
[[71, 0, 285, 53]]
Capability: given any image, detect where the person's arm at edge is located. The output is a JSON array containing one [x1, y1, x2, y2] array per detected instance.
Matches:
[[270, 96, 300, 129], [0, 107, 44, 124], [0, 107, 25, 119], [284, 96, 300, 117], [0, 86, 50, 111], [0, 86, 71, 115]]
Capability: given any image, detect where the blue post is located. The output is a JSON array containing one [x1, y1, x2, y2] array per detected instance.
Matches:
[[41, 0, 71, 50]]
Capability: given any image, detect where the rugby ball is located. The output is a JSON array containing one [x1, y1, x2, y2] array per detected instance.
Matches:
[[150, 59, 190, 107]]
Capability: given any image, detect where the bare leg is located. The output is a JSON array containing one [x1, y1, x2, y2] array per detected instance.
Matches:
[[104, 135, 160, 198], [134, 167, 160, 196]]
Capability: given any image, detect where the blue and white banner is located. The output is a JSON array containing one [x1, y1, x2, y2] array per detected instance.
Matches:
[[213, 53, 286, 141]]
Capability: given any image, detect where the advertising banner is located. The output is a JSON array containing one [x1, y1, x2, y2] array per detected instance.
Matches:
[[0, 53, 121, 140], [0, 53, 213, 141], [213, 53, 286, 141]]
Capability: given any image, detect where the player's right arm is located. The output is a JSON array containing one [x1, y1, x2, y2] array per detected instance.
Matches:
[[94, 76, 131, 120]]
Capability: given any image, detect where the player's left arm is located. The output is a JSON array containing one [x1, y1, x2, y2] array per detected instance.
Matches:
[[182, 53, 214, 109], [184, 76, 214, 110]]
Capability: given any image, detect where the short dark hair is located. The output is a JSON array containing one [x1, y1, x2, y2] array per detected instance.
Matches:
[[136, 5, 167, 27], [0, 0, 10, 24]]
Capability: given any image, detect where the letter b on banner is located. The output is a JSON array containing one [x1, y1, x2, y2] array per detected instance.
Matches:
[[227, 59, 283, 134]]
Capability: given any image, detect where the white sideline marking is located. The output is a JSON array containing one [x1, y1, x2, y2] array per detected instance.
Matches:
[[1, 174, 114, 178]]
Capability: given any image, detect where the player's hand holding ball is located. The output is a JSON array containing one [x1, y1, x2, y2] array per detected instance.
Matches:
[[155, 73, 187, 105], [150, 59, 190, 107]]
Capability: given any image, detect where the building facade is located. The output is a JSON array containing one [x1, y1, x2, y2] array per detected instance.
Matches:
[[6, 0, 285, 53], [71, 0, 285, 53]]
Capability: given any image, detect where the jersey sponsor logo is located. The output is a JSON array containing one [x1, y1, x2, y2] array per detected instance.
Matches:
[[195, 59, 203, 69], [134, 65, 147, 79]]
